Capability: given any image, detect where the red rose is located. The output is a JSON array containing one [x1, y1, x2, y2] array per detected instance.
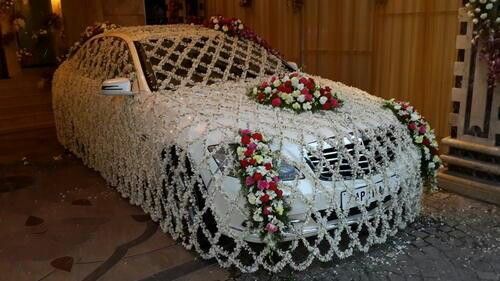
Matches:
[[240, 159, 249, 168], [284, 80, 292, 88], [423, 138, 431, 146], [252, 133, 263, 141], [330, 99, 339, 108], [262, 205, 272, 215], [299, 77, 309, 85], [304, 93, 313, 102], [241, 135, 251, 145], [300, 88, 309, 96], [253, 172, 263, 181], [271, 97, 282, 107], [269, 181, 277, 190], [257, 92, 266, 102], [275, 189, 283, 198], [260, 194, 270, 203], [244, 148, 254, 157], [322, 103, 332, 110], [261, 81, 269, 88], [408, 123, 417, 131], [248, 158, 256, 165], [264, 163, 273, 170]]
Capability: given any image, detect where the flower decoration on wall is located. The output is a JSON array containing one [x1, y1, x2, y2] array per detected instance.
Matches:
[[0, 0, 14, 15], [383, 99, 442, 189], [236, 129, 289, 245], [464, 0, 499, 88], [248, 72, 343, 113], [60, 22, 120, 62], [205, 15, 282, 58]]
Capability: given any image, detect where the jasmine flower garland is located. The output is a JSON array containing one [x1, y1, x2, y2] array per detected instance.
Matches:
[[383, 99, 442, 189], [236, 129, 290, 245]]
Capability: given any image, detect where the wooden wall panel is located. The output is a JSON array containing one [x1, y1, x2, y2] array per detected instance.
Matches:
[[204, 0, 301, 63], [202, 0, 461, 140], [372, 0, 460, 140]]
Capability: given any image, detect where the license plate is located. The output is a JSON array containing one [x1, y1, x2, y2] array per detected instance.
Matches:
[[340, 178, 397, 210]]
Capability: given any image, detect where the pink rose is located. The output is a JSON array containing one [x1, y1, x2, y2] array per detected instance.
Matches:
[[265, 223, 278, 233], [300, 88, 309, 96], [258, 180, 269, 190], [271, 97, 282, 107], [245, 176, 255, 186], [247, 142, 257, 150], [418, 126, 426, 134]]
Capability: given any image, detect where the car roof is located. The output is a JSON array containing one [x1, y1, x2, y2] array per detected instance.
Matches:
[[104, 24, 221, 42]]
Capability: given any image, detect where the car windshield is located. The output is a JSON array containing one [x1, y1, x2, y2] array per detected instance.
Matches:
[[134, 33, 293, 91]]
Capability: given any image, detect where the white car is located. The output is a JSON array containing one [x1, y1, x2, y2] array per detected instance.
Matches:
[[53, 25, 423, 272]]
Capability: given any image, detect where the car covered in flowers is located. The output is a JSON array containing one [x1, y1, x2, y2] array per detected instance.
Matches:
[[52, 19, 440, 272]]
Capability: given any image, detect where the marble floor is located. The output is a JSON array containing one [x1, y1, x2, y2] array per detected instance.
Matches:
[[0, 128, 229, 281]]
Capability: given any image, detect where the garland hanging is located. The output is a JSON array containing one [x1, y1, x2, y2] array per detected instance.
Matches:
[[236, 129, 290, 245], [248, 72, 343, 113], [205, 15, 283, 58], [383, 99, 442, 188], [464, 0, 499, 88]]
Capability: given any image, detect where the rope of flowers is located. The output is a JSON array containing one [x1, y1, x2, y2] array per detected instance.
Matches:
[[248, 72, 343, 113], [58, 22, 120, 63], [383, 99, 442, 189], [464, 0, 499, 88], [205, 15, 283, 58], [236, 129, 290, 245]]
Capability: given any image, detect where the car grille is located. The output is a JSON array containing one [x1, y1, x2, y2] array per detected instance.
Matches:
[[305, 132, 396, 181]]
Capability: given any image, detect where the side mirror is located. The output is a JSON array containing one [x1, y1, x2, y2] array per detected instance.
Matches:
[[101, 78, 134, 96]]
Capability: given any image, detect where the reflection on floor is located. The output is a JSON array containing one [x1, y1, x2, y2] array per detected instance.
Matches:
[[0, 128, 229, 281]]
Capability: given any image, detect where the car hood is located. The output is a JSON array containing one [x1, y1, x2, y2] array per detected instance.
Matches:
[[137, 76, 408, 157]]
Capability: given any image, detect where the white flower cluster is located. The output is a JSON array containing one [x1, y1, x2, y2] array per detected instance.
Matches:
[[465, 0, 499, 43]]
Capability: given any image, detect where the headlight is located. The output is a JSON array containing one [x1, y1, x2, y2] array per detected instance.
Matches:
[[208, 145, 304, 181], [279, 161, 304, 181], [208, 144, 237, 175]]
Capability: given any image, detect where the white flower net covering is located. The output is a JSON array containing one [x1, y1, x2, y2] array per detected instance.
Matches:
[[52, 25, 423, 272]]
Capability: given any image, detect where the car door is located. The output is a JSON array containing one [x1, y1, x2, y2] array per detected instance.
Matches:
[[56, 35, 139, 182]]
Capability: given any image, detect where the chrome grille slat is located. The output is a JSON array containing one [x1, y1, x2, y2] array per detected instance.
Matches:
[[305, 133, 396, 181]]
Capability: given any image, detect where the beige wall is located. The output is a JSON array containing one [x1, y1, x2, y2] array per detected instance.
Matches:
[[61, 0, 145, 45]]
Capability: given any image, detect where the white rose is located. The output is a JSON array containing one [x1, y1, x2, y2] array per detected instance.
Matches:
[[273, 79, 281, 87], [433, 155, 441, 163], [253, 212, 263, 222], [319, 96, 328, 105], [252, 87, 258, 95], [496, 17, 500, 23], [292, 90, 300, 97], [213, 18, 219, 23], [247, 194, 257, 205], [214, 24, 220, 30], [394, 104, 401, 110], [480, 13, 488, 19], [428, 162, 436, 169], [297, 95, 306, 103], [415, 135, 424, 144], [410, 112, 421, 121], [238, 24, 244, 30], [297, 83, 304, 90], [292, 103, 301, 110], [222, 25, 229, 32], [475, 7, 481, 13], [486, 3, 493, 9], [264, 87, 272, 94], [473, 18, 479, 24], [303, 102, 312, 111], [313, 91, 320, 98], [291, 77, 299, 87]]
